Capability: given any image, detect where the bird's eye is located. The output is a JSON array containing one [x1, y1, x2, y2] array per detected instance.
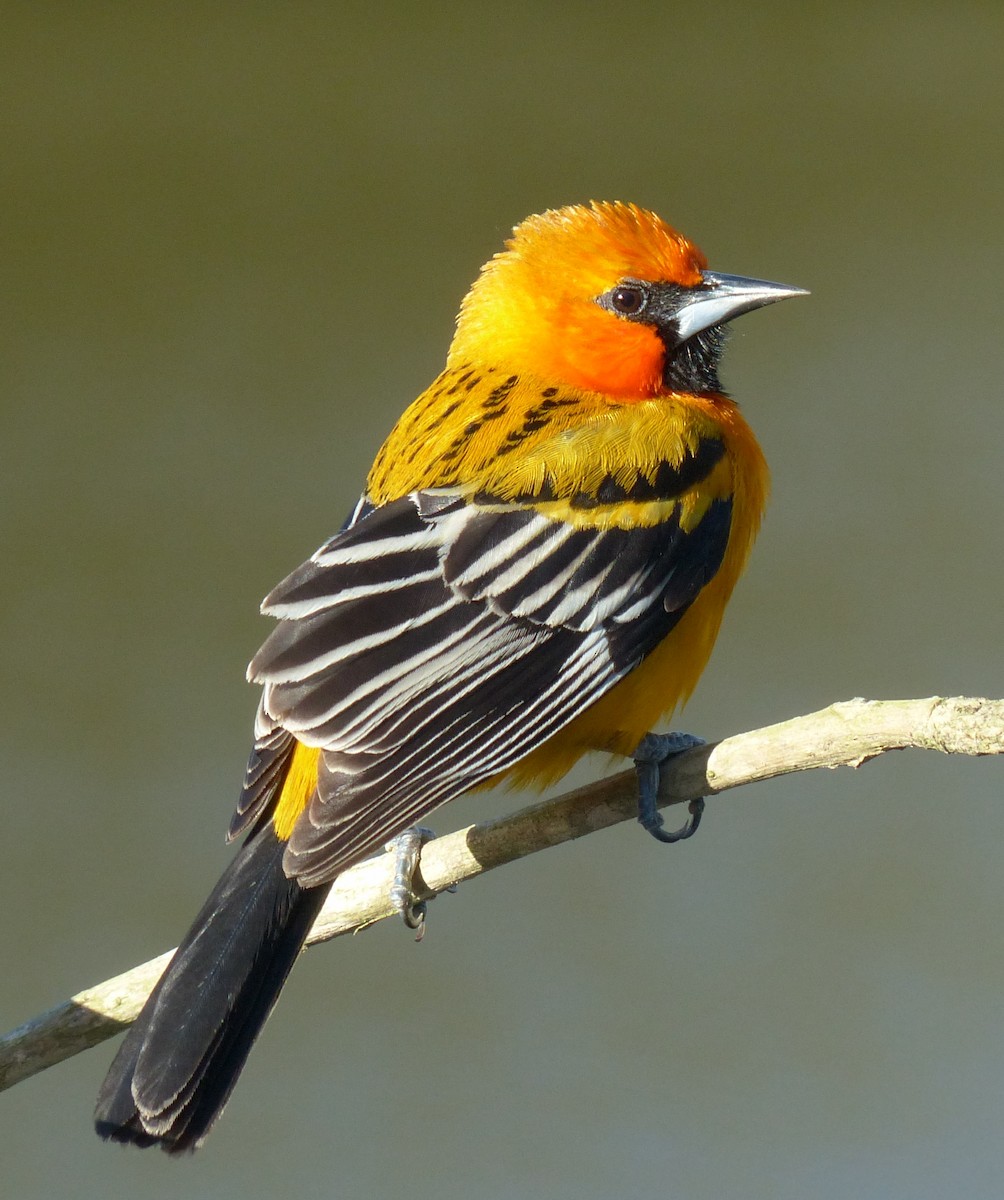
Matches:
[[607, 285, 647, 316]]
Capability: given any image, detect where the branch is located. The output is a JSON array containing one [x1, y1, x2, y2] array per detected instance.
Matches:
[[3, 696, 1002, 1092]]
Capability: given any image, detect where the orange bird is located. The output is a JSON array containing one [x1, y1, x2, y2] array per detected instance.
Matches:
[[95, 202, 804, 1151]]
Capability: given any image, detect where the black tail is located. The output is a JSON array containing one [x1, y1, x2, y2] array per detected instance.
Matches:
[[94, 825, 327, 1153]]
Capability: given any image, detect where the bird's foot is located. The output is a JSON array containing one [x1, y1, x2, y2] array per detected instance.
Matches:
[[633, 732, 706, 844], [385, 826, 448, 940]]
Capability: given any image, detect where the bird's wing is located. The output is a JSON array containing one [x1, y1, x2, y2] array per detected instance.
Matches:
[[243, 489, 732, 884]]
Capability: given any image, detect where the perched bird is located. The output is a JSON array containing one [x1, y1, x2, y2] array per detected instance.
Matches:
[[95, 201, 804, 1152]]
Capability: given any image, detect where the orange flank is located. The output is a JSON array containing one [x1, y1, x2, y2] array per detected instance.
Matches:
[[508, 391, 769, 786], [272, 741, 322, 841], [95, 201, 805, 1153]]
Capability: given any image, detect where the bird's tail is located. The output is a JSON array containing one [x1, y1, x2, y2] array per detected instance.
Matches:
[[94, 824, 327, 1153]]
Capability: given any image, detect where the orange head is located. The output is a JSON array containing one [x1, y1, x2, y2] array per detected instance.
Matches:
[[448, 201, 804, 400]]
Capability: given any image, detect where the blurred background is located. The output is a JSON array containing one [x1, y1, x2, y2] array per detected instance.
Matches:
[[2, 5, 1003, 1198]]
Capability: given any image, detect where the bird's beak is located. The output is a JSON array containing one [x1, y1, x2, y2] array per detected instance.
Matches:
[[673, 271, 809, 341]]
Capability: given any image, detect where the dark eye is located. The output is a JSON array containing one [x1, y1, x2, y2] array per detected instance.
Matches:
[[608, 285, 647, 316]]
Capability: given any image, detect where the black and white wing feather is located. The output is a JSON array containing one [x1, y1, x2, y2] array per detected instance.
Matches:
[[243, 490, 731, 886]]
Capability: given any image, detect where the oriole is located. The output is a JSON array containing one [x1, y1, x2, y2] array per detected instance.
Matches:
[[95, 202, 804, 1152]]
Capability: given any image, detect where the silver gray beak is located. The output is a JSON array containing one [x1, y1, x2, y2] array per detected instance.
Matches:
[[673, 271, 809, 341]]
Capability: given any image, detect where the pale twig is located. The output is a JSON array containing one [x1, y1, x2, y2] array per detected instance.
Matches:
[[2, 696, 1001, 1092]]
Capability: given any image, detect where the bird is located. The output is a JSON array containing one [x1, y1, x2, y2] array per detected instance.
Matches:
[[94, 201, 805, 1152]]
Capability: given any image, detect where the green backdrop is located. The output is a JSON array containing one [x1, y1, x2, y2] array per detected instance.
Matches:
[[3, 6, 1003, 1198]]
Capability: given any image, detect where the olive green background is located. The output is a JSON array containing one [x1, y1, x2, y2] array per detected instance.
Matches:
[[3, 5, 1003, 1198]]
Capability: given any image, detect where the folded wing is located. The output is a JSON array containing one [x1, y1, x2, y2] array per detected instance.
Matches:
[[242, 489, 732, 886]]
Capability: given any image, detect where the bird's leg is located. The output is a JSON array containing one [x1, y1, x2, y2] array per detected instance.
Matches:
[[385, 826, 439, 940], [633, 732, 706, 843]]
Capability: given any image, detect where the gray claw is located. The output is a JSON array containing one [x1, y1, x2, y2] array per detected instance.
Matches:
[[385, 826, 438, 939], [633, 732, 707, 844]]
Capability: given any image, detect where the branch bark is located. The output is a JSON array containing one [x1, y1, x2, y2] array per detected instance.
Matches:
[[3, 695, 1001, 1092]]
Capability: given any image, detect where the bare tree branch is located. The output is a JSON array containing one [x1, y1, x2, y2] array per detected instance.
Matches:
[[3, 696, 1002, 1093]]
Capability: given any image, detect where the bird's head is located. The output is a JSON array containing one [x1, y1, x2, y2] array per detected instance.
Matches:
[[449, 201, 805, 400]]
